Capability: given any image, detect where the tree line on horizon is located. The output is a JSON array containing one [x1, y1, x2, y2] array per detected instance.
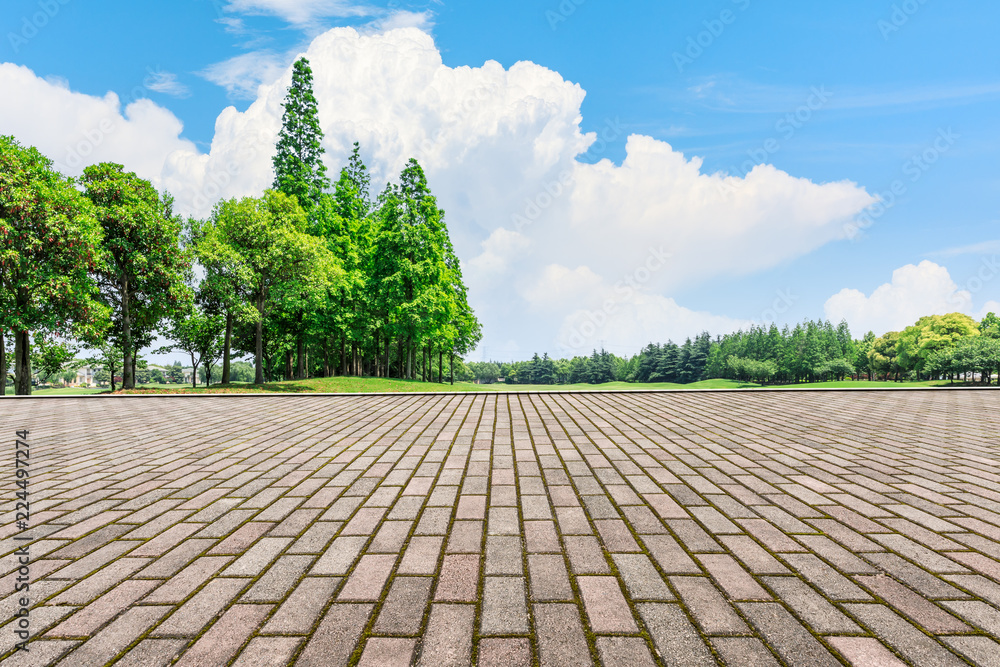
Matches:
[[1, 57, 481, 395], [467, 312, 1000, 386]]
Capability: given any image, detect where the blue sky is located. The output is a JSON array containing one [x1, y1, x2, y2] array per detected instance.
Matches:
[[3, 0, 999, 360]]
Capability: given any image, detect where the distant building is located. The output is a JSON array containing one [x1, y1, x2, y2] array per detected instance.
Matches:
[[72, 366, 95, 387]]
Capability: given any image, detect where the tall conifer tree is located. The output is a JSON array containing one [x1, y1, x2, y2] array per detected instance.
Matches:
[[273, 58, 330, 211]]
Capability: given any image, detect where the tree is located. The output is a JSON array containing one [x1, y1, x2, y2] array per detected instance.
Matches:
[[135, 358, 151, 385], [855, 331, 877, 380], [981, 312, 1000, 339], [726, 356, 778, 385], [273, 57, 330, 212], [31, 335, 76, 384], [869, 332, 901, 381], [86, 342, 123, 392], [159, 305, 225, 388], [897, 313, 980, 378], [0, 136, 109, 395], [84, 163, 189, 390], [194, 215, 258, 385], [211, 191, 337, 384], [311, 143, 380, 378], [93, 368, 111, 387], [168, 361, 185, 384], [816, 358, 855, 382], [469, 362, 500, 384]]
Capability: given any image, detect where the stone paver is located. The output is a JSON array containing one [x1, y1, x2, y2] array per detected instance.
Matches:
[[3, 390, 1000, 665]]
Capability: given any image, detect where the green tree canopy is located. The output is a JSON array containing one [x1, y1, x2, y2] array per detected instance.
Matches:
[[84, 163, 190, 389], [897, 312, 980, 376], [0, 136, 109, 394]]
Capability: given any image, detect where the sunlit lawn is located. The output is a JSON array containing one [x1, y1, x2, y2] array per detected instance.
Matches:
[[5, 376, 975, 396], [102, 376, 965, 395]]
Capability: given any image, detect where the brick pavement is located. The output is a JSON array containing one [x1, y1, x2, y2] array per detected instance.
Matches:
[[1, 390, 999, 665]]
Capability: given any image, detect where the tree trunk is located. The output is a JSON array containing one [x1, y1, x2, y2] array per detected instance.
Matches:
[[352, 342, 358, 377], [340, 336, 347, 376], [14, 330, 31, 396], [121, 279, 134, 390], [284, 349, 293, 381], [254, 296, 265, 384], [305, 346, 310, 379], [191, 352, 198, 389], [222, 311, 233, 383], [439, 349, 444, 383], [384, 336, 391, 379], [393, 338, 399, 378], [407, 341, 413, 380], [450, 352, 454, 385], [296, 335, 305, 379]]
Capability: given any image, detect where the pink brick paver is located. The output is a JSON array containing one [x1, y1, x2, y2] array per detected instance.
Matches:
[[3, 390, 1000, 665]]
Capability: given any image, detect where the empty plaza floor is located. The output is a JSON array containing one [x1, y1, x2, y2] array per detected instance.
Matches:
[[2, 390, 1000, 666]]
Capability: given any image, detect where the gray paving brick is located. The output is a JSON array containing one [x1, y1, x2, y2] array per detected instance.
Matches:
[[534, 603, 593, 667], [844, 603, 968, 667], [152, 577, 248, 636], [738, 602, 841, 667], [596, 636, 658, 667], [478, 637, 532, 667], [485, 536, 524, 575], [8, 391, 1000, 667], [638, 603, 715, 667], [760, 576, 860, 634], [670, 576, 749, 635], [825, 637, 907, 667], [711, 637, 780, 666], [480, 577, 529, 635], [174, 604, 271, 667], [578, 576, 638, 633], [297, 603, 373, 666], [231, 637, 303, 666], [528, 554, 573, 601], [612, 553, 673, 601], [416, 603, 474, 667], [940, 636, 1000, 667]]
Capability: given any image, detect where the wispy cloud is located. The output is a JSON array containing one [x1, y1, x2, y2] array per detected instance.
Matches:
[[223, 0, 376, 27], [927, 239, 1000, 258], [363, 9, 435, 33], [199, 50, 287, 100], [654, 76, 1000, 115], [147, 70, 191, 98]]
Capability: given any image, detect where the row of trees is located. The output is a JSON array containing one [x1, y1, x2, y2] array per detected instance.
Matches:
[[467, 312, 1000, 387], [1, 57, 481, 395]]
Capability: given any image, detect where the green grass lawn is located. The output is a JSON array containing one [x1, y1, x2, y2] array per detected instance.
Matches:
[[6, 376, 974, 397], [101, 376, 967, 395], [16, 382, 197, 396]]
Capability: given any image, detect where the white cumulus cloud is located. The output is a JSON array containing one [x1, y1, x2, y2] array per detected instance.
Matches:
[[824, 260, 976, 335], [1, 27, 879, 355], [0, 63, 197, 181]]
